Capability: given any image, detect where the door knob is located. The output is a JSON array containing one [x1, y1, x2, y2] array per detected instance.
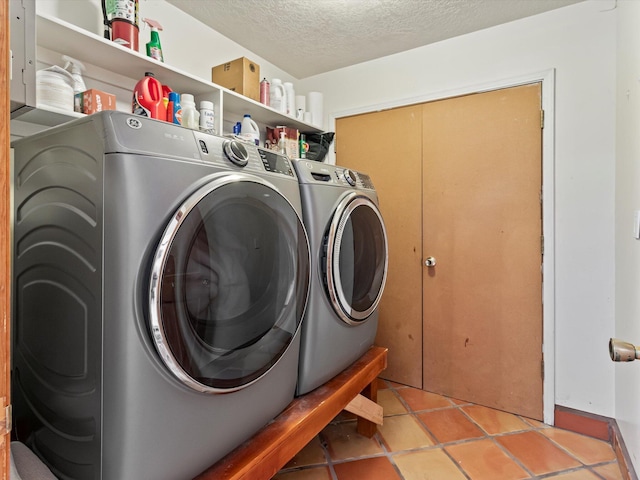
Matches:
[[424, 256, 437, 267], [609, 338, 640, 362]]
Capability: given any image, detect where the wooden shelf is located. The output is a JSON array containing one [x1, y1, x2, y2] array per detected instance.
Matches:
[[194, 346, 388, 480]]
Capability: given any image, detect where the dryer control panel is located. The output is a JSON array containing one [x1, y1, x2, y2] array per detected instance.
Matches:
[[292, 159, 376, 191]]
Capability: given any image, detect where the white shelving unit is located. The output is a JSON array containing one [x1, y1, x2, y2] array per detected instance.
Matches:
[[11, 13, 322, 136]]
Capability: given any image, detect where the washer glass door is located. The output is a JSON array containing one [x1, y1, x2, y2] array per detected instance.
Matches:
[[325, 193, 388, 325], [149, 175, 310, 392]]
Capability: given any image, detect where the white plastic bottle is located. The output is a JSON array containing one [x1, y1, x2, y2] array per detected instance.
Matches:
[[241, 114, 260, 145], [284, 82, 296, 116], [62, 55, 86, 113], [62, 55, 86, 94], [278, 130, 287, 156], [270, 79, 286, 114], [181, 94, 200, 130], [199, 100, 215, 134]]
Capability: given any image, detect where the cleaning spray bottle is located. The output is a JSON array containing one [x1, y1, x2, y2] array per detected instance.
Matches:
[[62, 55, 87, 112], [143, 18, 164, 62], [62, 56, 86, 93]]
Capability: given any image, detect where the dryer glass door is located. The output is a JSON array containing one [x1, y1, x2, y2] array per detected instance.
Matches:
[[325, 193, 388, 325], [149, 175, 310, 393]]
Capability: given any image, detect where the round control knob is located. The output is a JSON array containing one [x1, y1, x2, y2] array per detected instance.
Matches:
[[223, 140, 249, 167], [344, 169, 357, 186]]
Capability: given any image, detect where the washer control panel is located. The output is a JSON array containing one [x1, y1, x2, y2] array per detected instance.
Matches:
[[192, 131, 295, 178]]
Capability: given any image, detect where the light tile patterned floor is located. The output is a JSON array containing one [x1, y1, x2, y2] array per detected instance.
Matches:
[[272, 379, 624, 480]]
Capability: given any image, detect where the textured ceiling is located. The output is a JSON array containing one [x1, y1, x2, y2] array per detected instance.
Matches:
[[166, 0, 585, 79]]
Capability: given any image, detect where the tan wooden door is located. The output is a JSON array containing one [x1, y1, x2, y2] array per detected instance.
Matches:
[[336, 83, 543, 419], [422, 84, 543, 419], [336, 105, 424, 388], [1, 0, 11, 475]]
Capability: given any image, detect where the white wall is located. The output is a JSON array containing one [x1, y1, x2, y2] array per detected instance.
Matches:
[[299, 0, 618, 418], [615, 0, 640, 470]]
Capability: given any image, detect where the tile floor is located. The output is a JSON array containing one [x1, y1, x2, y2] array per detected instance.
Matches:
[[273, 379, 624, 480]]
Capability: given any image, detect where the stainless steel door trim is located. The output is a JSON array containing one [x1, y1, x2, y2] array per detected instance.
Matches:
[[148, 172, 310, 393], [325, 192, 388, 325]]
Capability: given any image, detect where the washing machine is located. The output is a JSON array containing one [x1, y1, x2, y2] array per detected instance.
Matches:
[[11, 111, 310, 480], [292, 160, 388, 395]]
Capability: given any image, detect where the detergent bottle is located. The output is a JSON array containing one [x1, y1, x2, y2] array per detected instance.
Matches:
[[167, 92, 181, 124], [162, 84, 172, 117], [132, 72, 165, 120], [241, 114, 260, 145], [143, 18, 164, 62], [269, 79, 286, 114]]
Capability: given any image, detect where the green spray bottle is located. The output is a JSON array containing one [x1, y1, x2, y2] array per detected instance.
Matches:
[[143, 18, 164, 62]]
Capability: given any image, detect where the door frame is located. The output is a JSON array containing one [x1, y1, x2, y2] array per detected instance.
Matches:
[[1, 0, 10, 474], [329, 69, 556, 425]]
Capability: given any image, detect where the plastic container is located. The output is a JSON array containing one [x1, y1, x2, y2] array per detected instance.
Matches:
[[111, 19, 139, 50], [132, 72, 165, 120], [241, 114, 260, 145], [107, 0, 140, 50], [299, 133, 308, 159], [62, 56, 87, 113], [162, 85, 172, 116], [269, 79, 286, 114], [167, 91, 181, 124], [36, 67, 75, 111], [199, 101, 215, 134], [62, 56, 86, 94], [181, 94, 200, 130], [284, 82, 295, 116], [278, 130, 287, 155]]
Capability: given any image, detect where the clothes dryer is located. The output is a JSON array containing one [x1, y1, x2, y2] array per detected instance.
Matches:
[[293, 160, 388, 395], [11, 111, 310, 479]]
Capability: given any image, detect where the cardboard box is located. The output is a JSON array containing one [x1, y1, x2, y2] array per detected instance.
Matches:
[[75, 89, 117, 115], [212, 57, 260, 102]]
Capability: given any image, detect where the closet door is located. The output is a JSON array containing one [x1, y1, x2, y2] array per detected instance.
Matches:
[[336, 105, 423, 388], [337, 82, 543, 420], [422, 83, 543, 419]]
